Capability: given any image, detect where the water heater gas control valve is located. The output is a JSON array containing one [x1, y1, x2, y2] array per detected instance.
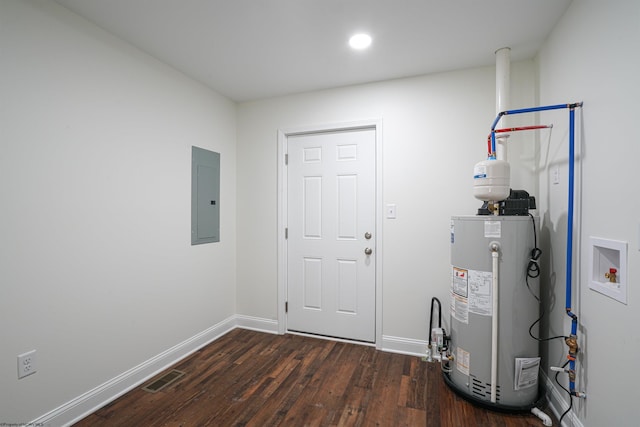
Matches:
[[431, 327, 448, 352]]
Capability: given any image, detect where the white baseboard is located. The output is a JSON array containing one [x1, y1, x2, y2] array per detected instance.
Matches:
[[32, 315, 237, 427], [541, 370, 584, 427], [235, 314, 279, 334], [381, 335, 427, 357]]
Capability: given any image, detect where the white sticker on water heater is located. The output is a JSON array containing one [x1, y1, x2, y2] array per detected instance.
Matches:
[[451, 292, 469, 324], [468, 270, 493, 316], [452, 267, 468, 297], [484, 221, 501, 238], [456, 347, 470, 376], [451, 267, 469, 324], [514, 357, 541, 390]]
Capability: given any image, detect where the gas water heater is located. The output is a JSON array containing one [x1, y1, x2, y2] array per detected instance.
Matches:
[[446, 213, 540, 410]]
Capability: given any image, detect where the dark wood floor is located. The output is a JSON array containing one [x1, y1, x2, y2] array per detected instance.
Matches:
[[75, 329, 557, 426]]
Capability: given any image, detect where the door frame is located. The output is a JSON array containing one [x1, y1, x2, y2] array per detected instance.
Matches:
[[277, 119, 383, 348]]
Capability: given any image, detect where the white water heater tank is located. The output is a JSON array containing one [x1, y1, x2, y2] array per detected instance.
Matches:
[[473, 159, 510, 202]]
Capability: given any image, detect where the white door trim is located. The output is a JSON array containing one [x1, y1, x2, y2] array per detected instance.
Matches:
[[277, 119, 383, 349]]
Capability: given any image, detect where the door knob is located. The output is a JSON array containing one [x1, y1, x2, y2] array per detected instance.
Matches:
[[364, 248, 373, 255], [364, 232, 372, 240]]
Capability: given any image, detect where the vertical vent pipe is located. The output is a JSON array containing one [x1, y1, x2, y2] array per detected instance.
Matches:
[[472, 48, 513, 202], [495, 47, 511, 161]]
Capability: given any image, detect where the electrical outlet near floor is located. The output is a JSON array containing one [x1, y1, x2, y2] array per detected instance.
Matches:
[[17, 350, 37, 379]]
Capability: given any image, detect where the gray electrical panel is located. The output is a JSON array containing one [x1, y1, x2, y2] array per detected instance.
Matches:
[[191, 146, 220, 245]]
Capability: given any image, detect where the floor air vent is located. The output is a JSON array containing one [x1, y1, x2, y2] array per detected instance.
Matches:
[[142, 369, 186, 393]]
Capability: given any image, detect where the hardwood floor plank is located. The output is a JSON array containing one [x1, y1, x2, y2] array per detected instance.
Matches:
[[360, 351, 404, 426], [242, 338, 332, 427], [74, 329, 557, 427], [333, 384, 368, 427]]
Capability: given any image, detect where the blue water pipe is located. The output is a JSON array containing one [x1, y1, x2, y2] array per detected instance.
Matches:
[[566, 106, 579, 395], [489, 102, 583, 395], [489, 103, 577, 158]]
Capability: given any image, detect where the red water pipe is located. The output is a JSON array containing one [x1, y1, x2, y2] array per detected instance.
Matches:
[[486, 125, 553, 157]]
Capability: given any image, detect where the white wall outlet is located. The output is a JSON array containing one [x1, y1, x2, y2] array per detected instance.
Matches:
[[17, 350, 37, 379]]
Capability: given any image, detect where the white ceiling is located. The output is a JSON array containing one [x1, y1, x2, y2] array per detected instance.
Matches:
[[54, 0, 572, 102]]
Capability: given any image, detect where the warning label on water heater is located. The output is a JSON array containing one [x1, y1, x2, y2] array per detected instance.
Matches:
[[451, 293, 469, 324], [452, 267, 493, 321], [468, 270, 493, 316], [514, 357, 541, 390], [451, 267, 469, 324], [456, 346, 470, 376], [452, 267, 468, 297], [484, 221, 501, 238]]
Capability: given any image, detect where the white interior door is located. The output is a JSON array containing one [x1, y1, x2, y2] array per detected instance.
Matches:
[[286, 127, 376, 342]]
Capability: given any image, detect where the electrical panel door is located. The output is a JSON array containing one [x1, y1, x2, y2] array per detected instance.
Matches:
[[192, 146, 220, 245]]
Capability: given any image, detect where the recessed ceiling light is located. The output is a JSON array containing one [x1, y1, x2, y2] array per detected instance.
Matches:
[[349, 33, 372, 50]]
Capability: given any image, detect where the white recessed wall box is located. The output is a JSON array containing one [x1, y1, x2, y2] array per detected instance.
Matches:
[[589, 237, 627, 304]]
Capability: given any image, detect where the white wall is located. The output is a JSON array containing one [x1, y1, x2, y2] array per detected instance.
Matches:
[[236, 62, 537, 342], [7, 0, 628, 424], [0, 1, 236, 423], [536, 0, 640, 425]]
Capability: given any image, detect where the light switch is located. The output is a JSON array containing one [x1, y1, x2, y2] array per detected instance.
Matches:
[[552, 167, 560, 185], [386, 204, 397, 219]]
